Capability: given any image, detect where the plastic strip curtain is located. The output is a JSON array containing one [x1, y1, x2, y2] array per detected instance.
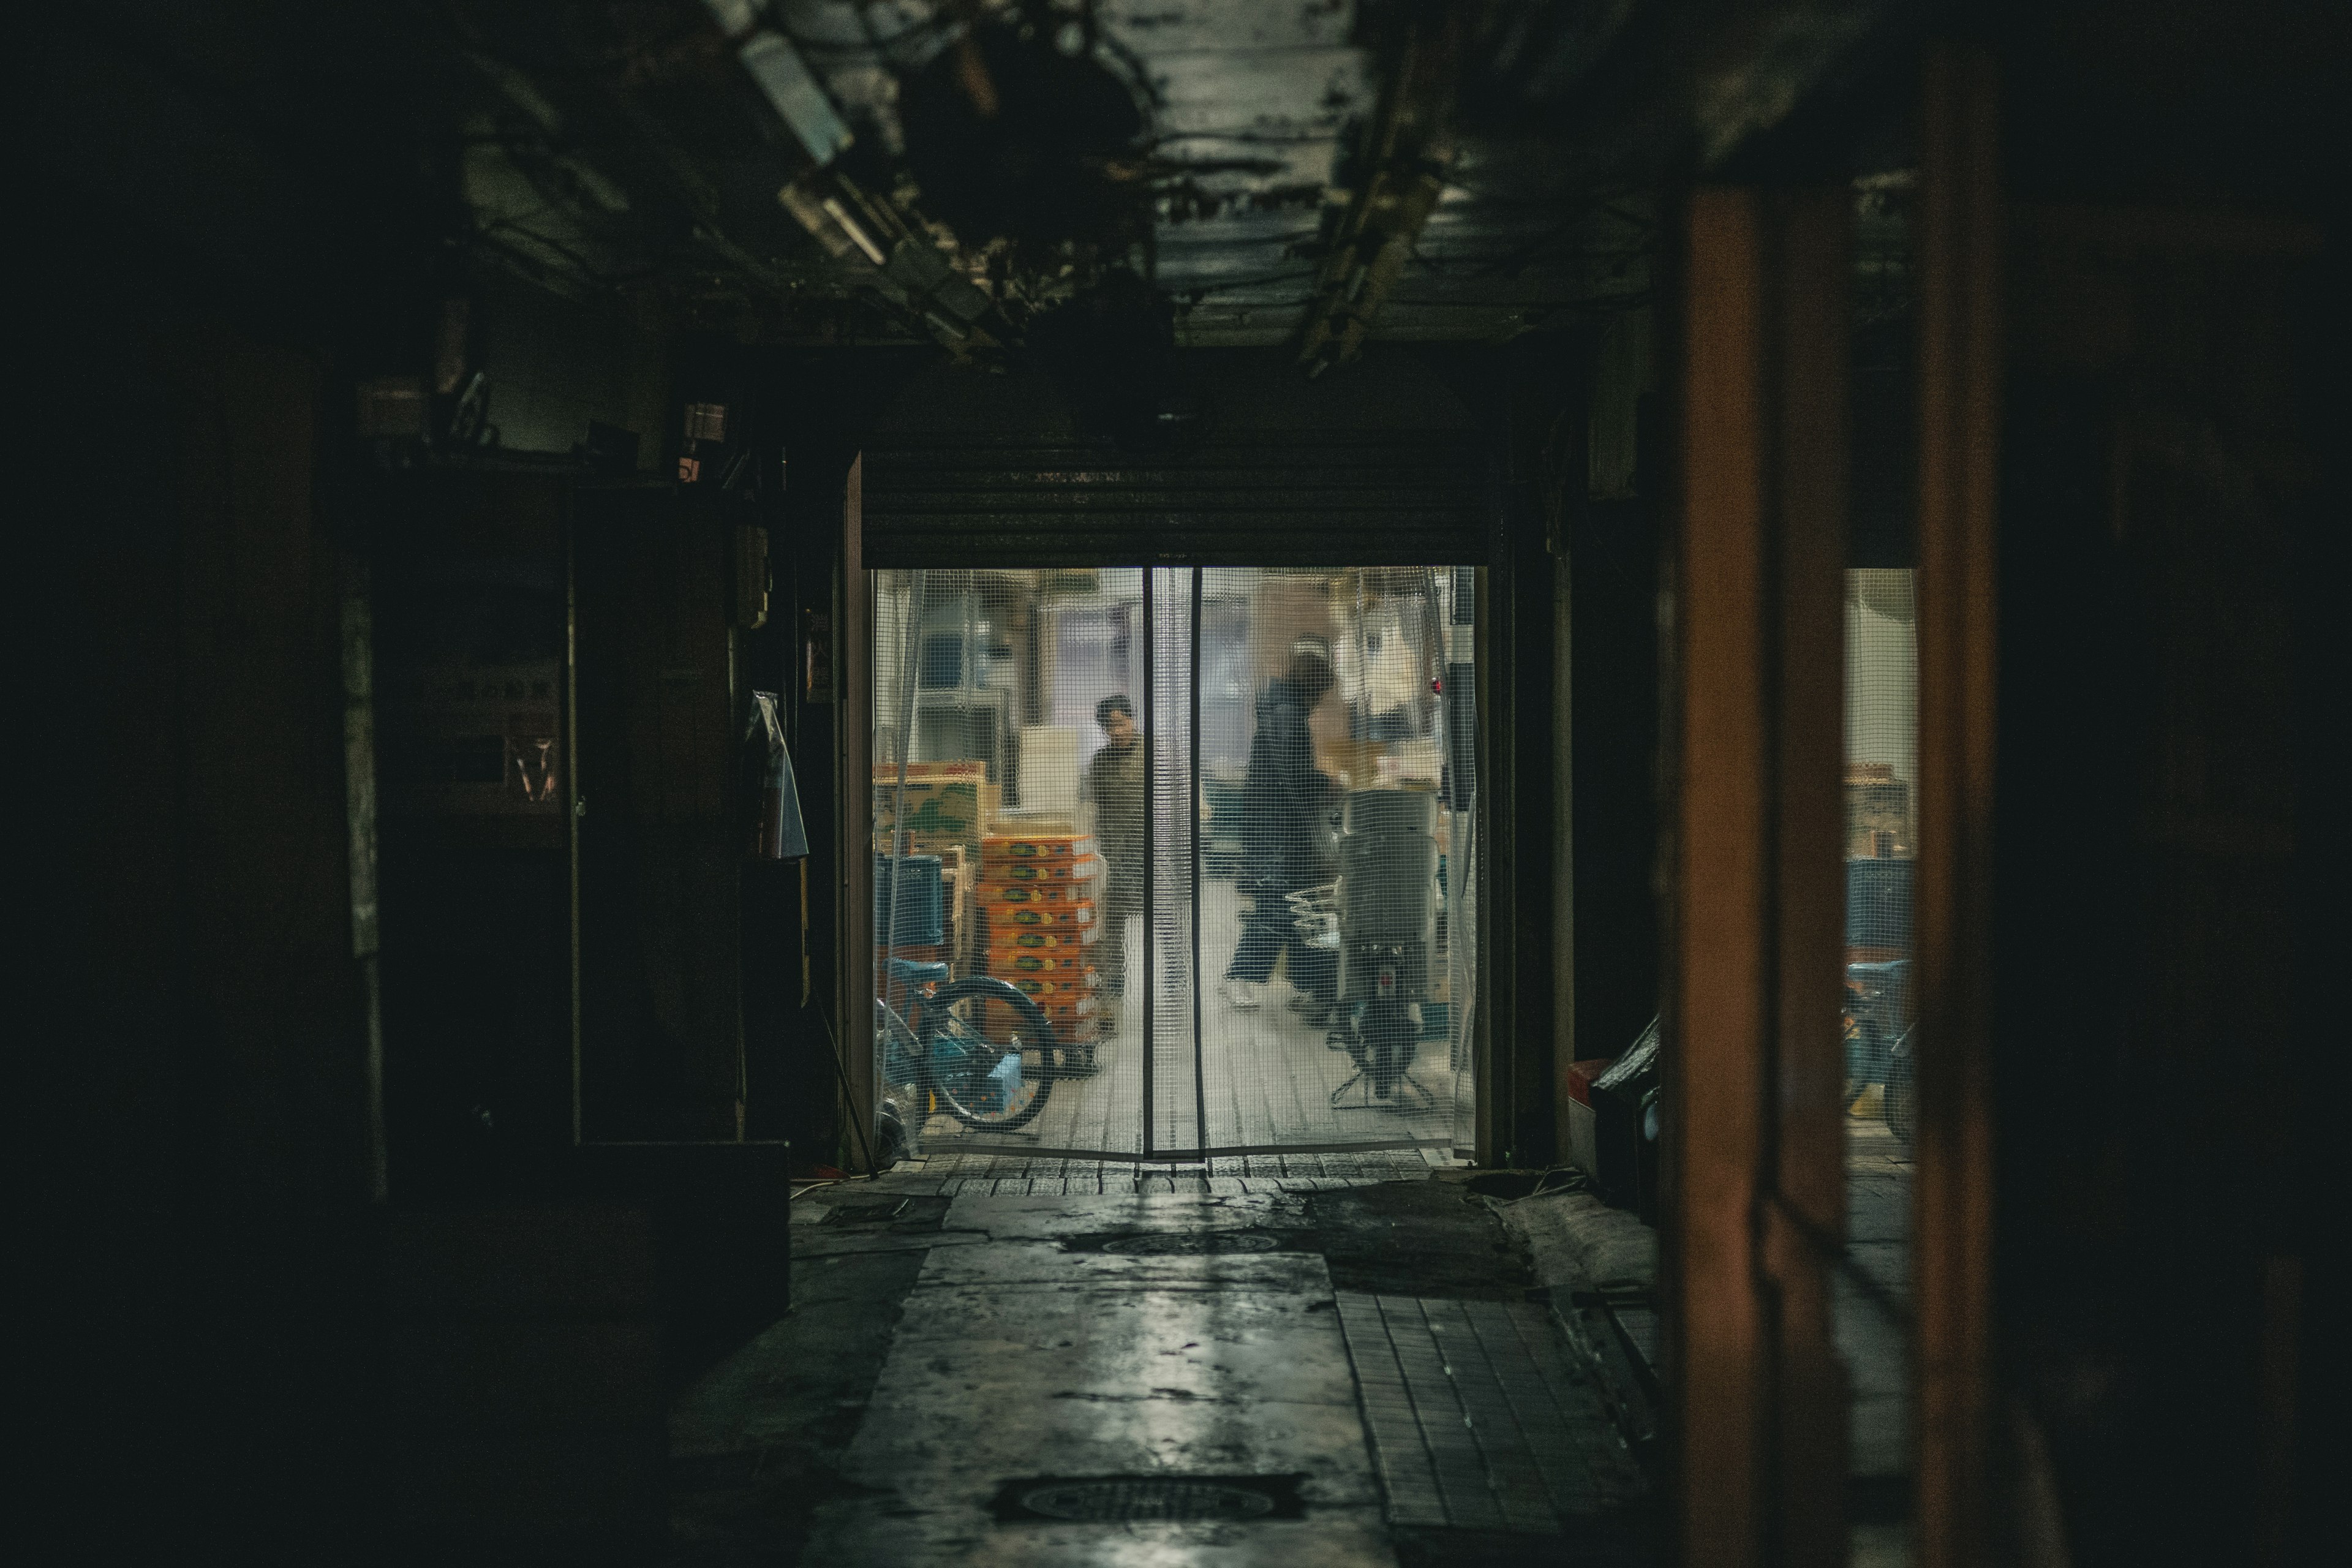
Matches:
[[870, 567, 1147, 1158], [1143, 568, 1200, 1155], [1192, 567, 1464, 1154], [869, 565, 1473, 1160], [1843, 567, 1918, 1145]]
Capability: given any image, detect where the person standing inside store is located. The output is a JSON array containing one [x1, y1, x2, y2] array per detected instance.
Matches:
[[1219, 647, 1341, 1022], [1084, 693, 1145, 1030]]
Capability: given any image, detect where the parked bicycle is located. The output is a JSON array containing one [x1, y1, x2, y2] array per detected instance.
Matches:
[[873, 959, 1077, 1134], [1842, 958, 1913, 1144]]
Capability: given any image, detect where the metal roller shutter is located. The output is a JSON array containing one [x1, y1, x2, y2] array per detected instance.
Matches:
[[859, 357, 1494, 567]]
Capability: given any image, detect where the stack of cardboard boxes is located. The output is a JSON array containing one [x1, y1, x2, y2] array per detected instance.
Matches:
[[978, 831, 1102, 1050]]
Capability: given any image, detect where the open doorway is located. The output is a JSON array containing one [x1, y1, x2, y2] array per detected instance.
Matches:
[[865, 565, 1482, 1167]]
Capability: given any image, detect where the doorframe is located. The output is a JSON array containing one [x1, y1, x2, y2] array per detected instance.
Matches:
[[839, 456, 878, 1170], [1656, 42, 2008, 1566], [836, 546, 1489, 1165]]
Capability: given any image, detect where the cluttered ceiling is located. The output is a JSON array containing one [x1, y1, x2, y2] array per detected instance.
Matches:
[[45, 1, 1912, 369], [438, 0, 1909, 366]]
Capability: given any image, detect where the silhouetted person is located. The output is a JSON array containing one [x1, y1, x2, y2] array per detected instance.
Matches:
[[1220, 649, 1340, 1021]]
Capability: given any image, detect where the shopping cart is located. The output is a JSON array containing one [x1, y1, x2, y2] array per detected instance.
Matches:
[[1316, 791, 1442, 1111], [1285, 880, 1343, 956]]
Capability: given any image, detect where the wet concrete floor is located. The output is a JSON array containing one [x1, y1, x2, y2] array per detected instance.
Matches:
[[670, 1175, 1650, 1566]]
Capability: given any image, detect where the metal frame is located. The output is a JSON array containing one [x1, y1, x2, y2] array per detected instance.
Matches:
[[566, 514, 583, 1148], [840, 458, 878, 1169], [843, 552, 1480, 1167], [1140, 565, 1155, 1155], [1189, 568, 1212, 1163], [944, 1137, 1439, 1162]]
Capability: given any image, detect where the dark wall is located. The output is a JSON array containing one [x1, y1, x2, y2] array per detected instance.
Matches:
[[1988, 5, 2340, 1558], [668, 344, 935, 1161], [22, 13, 673, 1545], [1570, 485, 1664, 1071], [1993, 227, 2321, 1566], [23, 10, 436, 1542], [34, 276, 382, 1553], [1422, 334, 1666, 1164], [371, 475, 576, 1193]]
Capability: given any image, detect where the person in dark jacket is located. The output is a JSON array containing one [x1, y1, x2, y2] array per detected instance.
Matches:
[[1219, 649, 1341, 1018], [1084, 693, 1145, 1024]]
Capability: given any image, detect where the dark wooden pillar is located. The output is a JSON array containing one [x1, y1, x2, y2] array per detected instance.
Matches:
[[1663, 183, 1852, 1567], [1913, 43, 2002, 1568]]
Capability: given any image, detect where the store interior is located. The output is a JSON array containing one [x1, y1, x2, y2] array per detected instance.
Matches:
[[870, 567, 1478, 1162]]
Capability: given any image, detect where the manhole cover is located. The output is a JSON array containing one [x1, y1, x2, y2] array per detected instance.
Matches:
[[1100, 1230, 1280, 1256], [993, 1474, 1306, 1522]]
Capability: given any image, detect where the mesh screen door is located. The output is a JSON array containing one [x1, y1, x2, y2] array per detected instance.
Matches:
[[870, 565, 1477, 1161]]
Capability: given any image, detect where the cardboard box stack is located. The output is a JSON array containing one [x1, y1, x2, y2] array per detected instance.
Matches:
[[978, 831, 1102, 1049], [875, 762, 998, 862], [1843, 762, 1911, 859]]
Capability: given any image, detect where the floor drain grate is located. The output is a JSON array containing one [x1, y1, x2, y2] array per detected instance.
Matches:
[[1099, 1229, 1281, 1256], [993, 1473, 1306, 1523]]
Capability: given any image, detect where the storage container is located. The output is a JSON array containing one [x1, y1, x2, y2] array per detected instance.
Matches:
[[1563, 1057, 1617, 1178], [873, 854, 945, 944]]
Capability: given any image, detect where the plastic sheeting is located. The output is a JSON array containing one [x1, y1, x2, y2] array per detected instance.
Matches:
[[870, 565, 1479, 1160]]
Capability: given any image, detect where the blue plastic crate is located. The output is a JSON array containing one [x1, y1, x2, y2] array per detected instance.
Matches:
[[1845, 857, 1913, 949], [874, 854, 946, 945]]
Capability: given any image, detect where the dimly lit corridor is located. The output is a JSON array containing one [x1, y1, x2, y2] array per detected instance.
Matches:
[[25, 3, 2335, 1564], [702, 1162, 1649, 1565]]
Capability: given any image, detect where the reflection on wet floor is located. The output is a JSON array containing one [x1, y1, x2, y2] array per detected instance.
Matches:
[[674, 1175, 1653, 1566], [807, 1194, 1387, 1566]]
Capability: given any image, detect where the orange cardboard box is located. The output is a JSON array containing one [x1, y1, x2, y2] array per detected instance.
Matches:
[[991, 952, 1088, 978], [983, 881, 1095, 906], [979, 856, 1101, 884], [987, 927, 1088, 952], [980, 833, 1097, 862], [1009, 973, 1096, 1001], [993, 902, 1096, 927], [987, 925, 1099, 954]]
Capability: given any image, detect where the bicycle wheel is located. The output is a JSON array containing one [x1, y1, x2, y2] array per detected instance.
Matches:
[[875, 1006, 926, 1128], [1883, 1028, 1917, 1144], [919, 976, 1058, 1132]]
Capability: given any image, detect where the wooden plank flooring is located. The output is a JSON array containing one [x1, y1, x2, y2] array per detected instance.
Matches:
[[910, 877, 1464, 1167], [868, 1145, 1458, 1197]]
